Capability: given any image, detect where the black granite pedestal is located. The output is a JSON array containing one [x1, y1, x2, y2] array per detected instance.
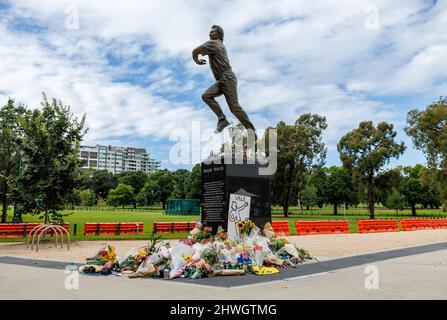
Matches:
[[201, 156, 271, 234]]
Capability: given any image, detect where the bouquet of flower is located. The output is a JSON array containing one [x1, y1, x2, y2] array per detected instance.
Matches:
[[116, 248, 140, 272], [86, 245, 116, 265], [185, 259, 212, 279], [193, 231, 212, 242], [236, 219, 256, 239], [215, 226, 227, 241], [134, 247, 149, 266]]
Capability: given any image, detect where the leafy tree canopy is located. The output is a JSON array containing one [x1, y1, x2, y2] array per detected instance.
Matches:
[[138, 169, 175, 209], [18, 94, 86, 223], [269, 114, 327, 216], [338, 121, 405, 219], [405, 97, 447, 209], [0, 98, 27, 222], [107, 183, 135, 208]]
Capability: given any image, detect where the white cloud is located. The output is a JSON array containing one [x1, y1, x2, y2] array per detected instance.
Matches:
[[0, 22, 212, 145], [0, 0, 445, 167]]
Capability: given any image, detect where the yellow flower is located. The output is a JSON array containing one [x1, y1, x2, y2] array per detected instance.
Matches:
[[236, 220, 245, 230], [101, 246, 116, 261], [136, 248, 147, 258], [196, 259, 205, 269], [182, 254, 193, 262], [249, 220, 255, 229]]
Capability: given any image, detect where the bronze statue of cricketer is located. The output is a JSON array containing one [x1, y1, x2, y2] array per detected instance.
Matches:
[[193, 25, 256, 135]]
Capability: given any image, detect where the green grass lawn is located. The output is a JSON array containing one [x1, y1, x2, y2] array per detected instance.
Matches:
[[272, 205, 447, 217], [1, 205, 445, 242], [1, 209, 200, 242]]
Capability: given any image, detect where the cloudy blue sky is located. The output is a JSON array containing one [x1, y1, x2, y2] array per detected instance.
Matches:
[[0, 0, 446, 170]]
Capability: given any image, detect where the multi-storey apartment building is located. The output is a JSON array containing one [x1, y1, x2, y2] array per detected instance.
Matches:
[[78, 144, 160, 174]]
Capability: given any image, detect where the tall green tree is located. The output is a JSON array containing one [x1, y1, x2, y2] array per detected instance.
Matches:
[[300, 184, 318, 212], [117, 171, 147, 207], [338, 121, 405, 219], [185, 164, 201, 199], [419, 166, 442, 209], [138, 169, 175, 209], [0, 98, 27, 222], [375, 168, 402, 207], [401, 164, 435, 216], [90, 170, 117, 200], [420, 188, 441, 209], [107, 183, 135, 208], [117, 171, 147, 194], [325, 166, 357, 215], [79, 168, 94, 189], [405, 97, 447, 209], [79, 189, 96, 206], [66, 189, 82, 208], [136, 177, 156, 206], [386, 188, 407, 214], [268, 114, 327, 217], [18, 94, 86, 223], [171, 169, 191, 199], [307, 166, 328, 208]]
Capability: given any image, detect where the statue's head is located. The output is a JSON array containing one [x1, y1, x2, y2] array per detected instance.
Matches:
[[209, 25, 224, 41]]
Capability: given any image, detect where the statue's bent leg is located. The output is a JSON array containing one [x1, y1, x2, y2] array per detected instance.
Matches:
[[202, 83, 226, 120], [221, 78, 255, 132]]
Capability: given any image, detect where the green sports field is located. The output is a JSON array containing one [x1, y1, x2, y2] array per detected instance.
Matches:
[[1, 205, 445, 242]]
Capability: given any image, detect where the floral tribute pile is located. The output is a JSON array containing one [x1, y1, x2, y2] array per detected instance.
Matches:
[[79, 221, 314, 279]]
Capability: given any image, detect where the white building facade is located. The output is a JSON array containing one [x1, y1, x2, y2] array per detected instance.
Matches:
[[78, 145, 160, 174]]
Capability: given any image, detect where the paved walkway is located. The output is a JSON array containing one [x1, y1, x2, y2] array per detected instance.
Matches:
[[2, 229, 447, 262], [1, 242, 446, 299]]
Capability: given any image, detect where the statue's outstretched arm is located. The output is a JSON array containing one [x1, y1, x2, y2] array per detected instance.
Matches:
[[192, 47, 207, 65]]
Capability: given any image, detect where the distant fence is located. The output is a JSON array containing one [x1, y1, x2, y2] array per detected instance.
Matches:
[[165, 199, 200, 216], [271, 208, 447, 218]]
